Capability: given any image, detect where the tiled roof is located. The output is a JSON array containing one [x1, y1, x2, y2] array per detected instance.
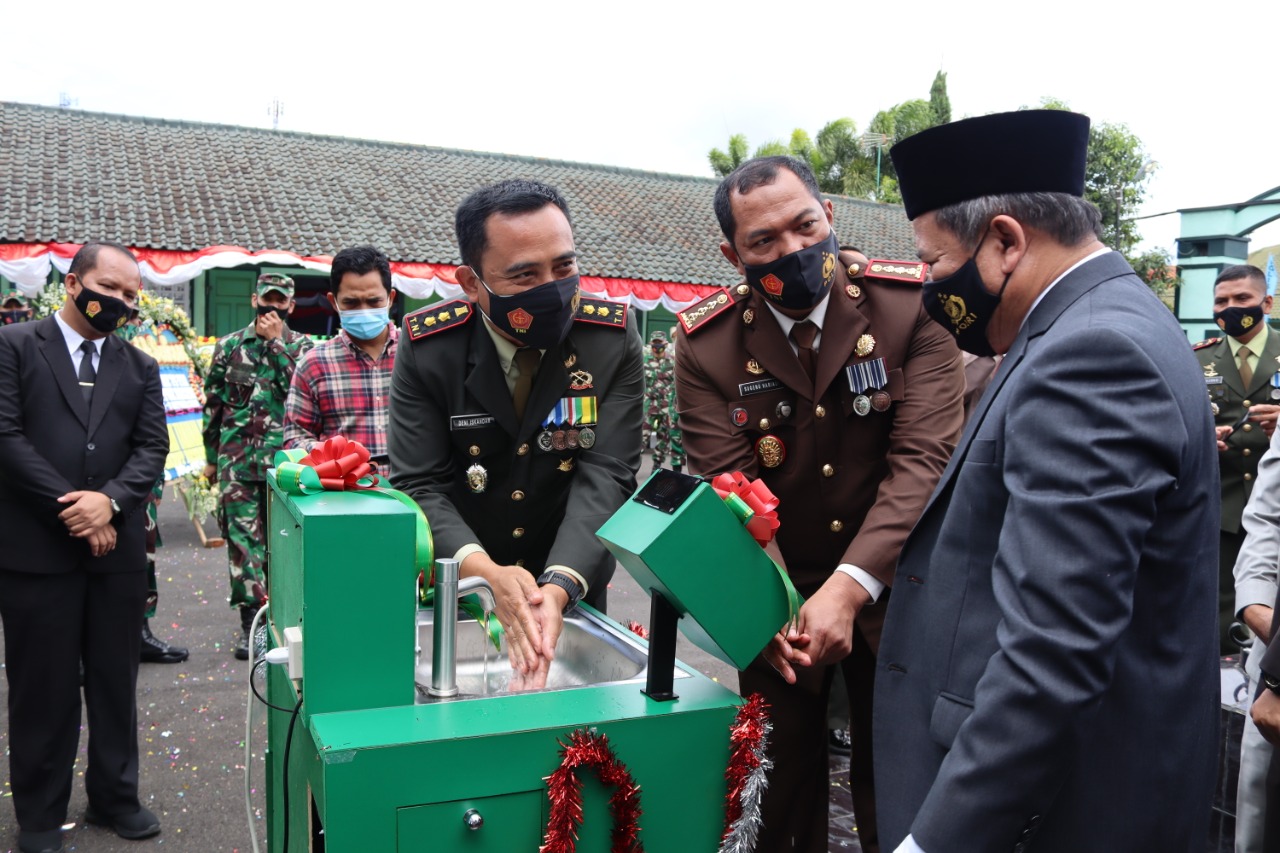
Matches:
[[0, 101, 917, 286]]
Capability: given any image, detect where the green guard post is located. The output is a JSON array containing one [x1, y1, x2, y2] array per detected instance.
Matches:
[[596, 469, 793, 670]]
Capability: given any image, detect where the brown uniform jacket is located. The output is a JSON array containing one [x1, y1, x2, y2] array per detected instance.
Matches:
[[675, 257, 964, 604]]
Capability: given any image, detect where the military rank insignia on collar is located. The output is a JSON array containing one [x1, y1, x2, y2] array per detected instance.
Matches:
[[677, 289, 736, 335], [866, 260, 928, 284], [1192, 337, 1221, 352], [575, 296, 628, 329], [405, 299, 474, 341]]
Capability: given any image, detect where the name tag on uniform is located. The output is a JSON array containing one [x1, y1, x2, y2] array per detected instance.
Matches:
[[738, 378, 783, 396], [1205, 376, 1224, 386], [450, 414, 497, 430]]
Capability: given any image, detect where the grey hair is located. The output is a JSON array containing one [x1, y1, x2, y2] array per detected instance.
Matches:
[[932, 192, 1103, 249]]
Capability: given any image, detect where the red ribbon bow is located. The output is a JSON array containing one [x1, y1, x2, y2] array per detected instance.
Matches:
[[300, 436, 379, 491], [711, 471, 780, 547]]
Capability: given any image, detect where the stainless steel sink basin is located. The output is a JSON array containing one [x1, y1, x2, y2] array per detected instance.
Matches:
[[414, 606, 688, 702]]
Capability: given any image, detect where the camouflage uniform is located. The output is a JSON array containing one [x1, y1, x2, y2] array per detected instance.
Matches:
[[202, 275, 312, 613], [643, 331, 683, 471]]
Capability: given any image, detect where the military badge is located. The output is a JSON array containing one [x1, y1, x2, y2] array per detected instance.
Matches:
[[853, 395, 872, 416], [746, 359, 765, 375], [537, 430, 554, 452], [755, 435, 786, 468], [822, 251, 836, 284], [86, 300, 101, 317], [564, 354, 577, 369], [558, 458, 575, 472], [570, 370, 594, 390], [508, 307, 534, 330], [855, 334, 876, 357], [406, 300, 473, 341], [578, 427, 596, 449], [465, 464, 488, 494], [677, 290, 734, 334], [575, 296, 629, 328], [867, 260, 927, 283], [743, 309, 755, 325], [761, 274, 785, 297], [870, 390, 892, 413], [731, 407, 749, 427], [775, 401, 793, 420], [846, 284, 861, 299], [552, 430, 568, 451]]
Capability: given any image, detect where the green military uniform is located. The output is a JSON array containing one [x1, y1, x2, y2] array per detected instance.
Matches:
[[388, 296, 642, 607], [643, 331, 683, 471], [203, 276, 312, 616], [1194, 324, 1280, 654]]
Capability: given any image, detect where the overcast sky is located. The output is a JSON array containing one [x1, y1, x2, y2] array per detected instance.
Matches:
[[4, 0, 1279, 255]]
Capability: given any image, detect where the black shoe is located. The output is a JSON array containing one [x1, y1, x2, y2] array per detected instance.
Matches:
[[84, 805, 161, 840], [141, 620, 189, 664], [828, 727, 852, 756], [234, 606, 258, 661], [17, 829, 62, 853]]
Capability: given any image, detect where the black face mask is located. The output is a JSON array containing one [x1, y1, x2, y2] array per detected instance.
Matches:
[[1214, 304, 1266, 339], [74, 282, 132, 333], [256, 304, 289, 322], [1, 309, 27, 324], [742, 230, 840, 311], [921, 237, 1010, 358], [477, 272, 580, 350]]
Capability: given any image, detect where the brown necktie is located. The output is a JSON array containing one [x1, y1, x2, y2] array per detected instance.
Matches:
[[1239, 345, 1253, 390], [791, 320, 819, 380], [512, 348, 541, 420]]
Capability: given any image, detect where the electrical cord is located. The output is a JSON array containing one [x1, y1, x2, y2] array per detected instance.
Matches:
[[244, 603, 269, 853], [282, 696, 304, 852], [250, 657, 297, 713]]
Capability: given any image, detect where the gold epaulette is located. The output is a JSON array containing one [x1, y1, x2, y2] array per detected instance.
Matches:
[[1192, 337, 1221, 351], [574, 295, 628, 329], [865, 260, 928, 284], [405, 299, 474, 341], [677, 288, 740, 335]]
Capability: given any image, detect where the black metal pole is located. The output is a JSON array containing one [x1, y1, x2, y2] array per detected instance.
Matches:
[[643, 590, 680, 702]]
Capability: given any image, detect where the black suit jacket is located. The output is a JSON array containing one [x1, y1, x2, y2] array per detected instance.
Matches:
[[388, 300, 643, 603], [0, 315, 169, 573], [873, 252, 1220, 852]]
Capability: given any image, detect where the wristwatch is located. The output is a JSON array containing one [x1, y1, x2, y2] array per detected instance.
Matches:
[[537, 571, 583, 613], [109, 497, 122, 517], [1264, 672, 1280, 696]]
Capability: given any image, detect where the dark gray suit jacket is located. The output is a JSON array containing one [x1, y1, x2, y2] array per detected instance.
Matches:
[[0, 315, 169, 573], [873, 252, 1220, 852]]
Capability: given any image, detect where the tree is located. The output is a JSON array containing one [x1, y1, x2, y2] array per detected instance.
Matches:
[[708, 133, 750, 177], [1033, 98, 1156, 257], [930, 70, 951, 125]]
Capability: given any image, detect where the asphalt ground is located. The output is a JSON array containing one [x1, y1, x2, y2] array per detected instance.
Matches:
[[0, 458, 861, 852]]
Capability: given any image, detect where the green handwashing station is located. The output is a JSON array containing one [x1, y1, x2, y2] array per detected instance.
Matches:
[[261, 467, 795, 851]]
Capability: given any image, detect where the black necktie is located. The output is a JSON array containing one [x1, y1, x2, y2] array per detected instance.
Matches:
[[78, 340, 97, 404], [791, 320, 819, 380]]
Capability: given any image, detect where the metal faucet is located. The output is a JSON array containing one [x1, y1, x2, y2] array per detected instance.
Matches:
[[428, 558, 497, 698]]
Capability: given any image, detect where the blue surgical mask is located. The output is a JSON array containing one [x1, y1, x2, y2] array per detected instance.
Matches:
[[340, 308, 390, 340]]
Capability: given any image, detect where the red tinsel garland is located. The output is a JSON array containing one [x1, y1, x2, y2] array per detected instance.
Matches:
[[626, 620, 649, 640], [720, 694, 772, 853], [541, 729, 644, 853]]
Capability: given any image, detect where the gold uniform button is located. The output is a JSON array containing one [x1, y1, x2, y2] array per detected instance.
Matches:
[[1244, 423, 1254, 432], [1244, 448, 1253, 457], [759, 418, 771, 431], [830, 520, 844, 533], [815, 405, 827, 419], [469, 445, 481, 457], [512, 490, 525, 501], [822, 464, 835, 477], [1245, 473, 1254, 481], [513, 528, 525, 538], [736, 284, 751, 296], [1244, 400, 1253, 408], [517, 443, 530, 456]]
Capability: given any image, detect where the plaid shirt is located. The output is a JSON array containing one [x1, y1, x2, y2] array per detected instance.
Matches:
[[285, 326, 398, 459]]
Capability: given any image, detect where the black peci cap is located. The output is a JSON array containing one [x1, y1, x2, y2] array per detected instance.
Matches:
[[890, 110, 1091, 220]]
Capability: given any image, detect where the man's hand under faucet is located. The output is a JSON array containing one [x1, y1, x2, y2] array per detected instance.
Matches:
[[461, 552, 563, 689]]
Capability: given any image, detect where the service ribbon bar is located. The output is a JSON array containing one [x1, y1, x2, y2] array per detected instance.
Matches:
[[569, 396, 598, 426], [845, 357, 889, 394]]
